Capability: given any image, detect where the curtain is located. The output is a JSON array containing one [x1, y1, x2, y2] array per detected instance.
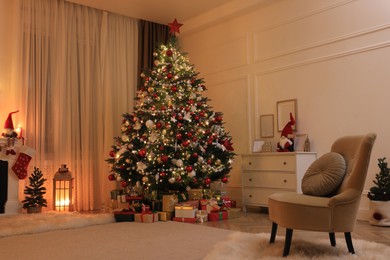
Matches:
[[137, 20, 169, 88], [17, 0, 138, 211]]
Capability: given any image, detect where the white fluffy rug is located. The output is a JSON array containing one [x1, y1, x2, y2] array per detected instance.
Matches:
[[0, 211, 114, 237], [204, 232, 390, 260]]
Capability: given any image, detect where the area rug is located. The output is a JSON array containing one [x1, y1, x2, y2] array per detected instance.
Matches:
[[204, 232, 390, 260], [0, 211, 114, 237]]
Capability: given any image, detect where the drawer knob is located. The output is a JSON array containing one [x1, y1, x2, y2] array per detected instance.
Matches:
[[283, 161, 287, 165], [248, 162, 252, 165], [249, 195, 252, 198], [249, 178, 252, 181], [283, 179, 287, 183]]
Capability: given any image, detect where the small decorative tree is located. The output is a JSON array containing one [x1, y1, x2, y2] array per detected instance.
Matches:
[[367, 158, 390, 201], [22, 167, 48, 213]]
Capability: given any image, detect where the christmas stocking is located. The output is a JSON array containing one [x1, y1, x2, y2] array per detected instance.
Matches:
[[12, 146, 36, 180]]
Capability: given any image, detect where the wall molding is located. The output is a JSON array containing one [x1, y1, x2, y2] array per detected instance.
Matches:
[[256, 39, 390, 76], [255, 23, 390, 64]]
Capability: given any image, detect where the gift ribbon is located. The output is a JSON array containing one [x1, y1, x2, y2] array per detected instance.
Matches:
[[140, 212, 155, 222]]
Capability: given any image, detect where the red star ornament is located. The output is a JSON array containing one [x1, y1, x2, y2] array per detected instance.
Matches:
[[168, 18, 183, 34]]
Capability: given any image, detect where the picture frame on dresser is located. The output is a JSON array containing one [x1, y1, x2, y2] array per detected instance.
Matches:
[[277, 99, 297, 131], [252, 140, 265, 153]]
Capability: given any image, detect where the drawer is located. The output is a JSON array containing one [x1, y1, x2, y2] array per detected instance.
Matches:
[[242, 155, 296, 171], [242, 172, 296, 189], [243, 188, 294, 206]]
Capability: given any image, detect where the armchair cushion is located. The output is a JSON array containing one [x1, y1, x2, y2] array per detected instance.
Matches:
[[302, 152, 346, 196]]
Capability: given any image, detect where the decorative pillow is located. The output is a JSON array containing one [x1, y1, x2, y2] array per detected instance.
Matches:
[[302, 152, 346, 196]]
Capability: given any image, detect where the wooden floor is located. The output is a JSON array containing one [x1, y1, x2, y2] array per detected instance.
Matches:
[[201, 207, 390, 247]]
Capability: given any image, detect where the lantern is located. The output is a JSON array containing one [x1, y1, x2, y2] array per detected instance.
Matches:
[[53, 164, 73, 211]]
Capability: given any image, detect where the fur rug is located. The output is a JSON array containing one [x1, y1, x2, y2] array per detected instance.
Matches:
[[0, 211, 114, 237], [204, 232, 390, 259]]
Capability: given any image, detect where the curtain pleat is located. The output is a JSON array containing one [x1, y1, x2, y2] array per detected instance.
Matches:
[[137, 20, 169, 88], [17, 0, 138, 211]]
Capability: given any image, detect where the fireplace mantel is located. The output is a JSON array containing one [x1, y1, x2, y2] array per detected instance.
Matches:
[[0, 138, 23, 214]]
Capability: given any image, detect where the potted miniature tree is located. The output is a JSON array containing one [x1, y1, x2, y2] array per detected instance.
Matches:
[[22, 167, 48, 213], [367, 157, 390, 226]]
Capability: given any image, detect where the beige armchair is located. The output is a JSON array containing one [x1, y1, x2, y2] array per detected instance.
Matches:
[[268, 133, 377, 257]]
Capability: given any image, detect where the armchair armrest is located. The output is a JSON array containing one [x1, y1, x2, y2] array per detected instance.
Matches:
[[328, 189, 361, 206]]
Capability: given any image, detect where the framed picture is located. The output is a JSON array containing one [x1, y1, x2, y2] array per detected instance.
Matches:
[[252, 140, 265, 153], [294, 133, 307, 151], [277, 99, 297, 131], [260, 114, 274, 138]]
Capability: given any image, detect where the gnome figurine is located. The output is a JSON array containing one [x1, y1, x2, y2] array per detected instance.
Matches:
[[2, 110, 19, 138], [277, 113, 295, 152]]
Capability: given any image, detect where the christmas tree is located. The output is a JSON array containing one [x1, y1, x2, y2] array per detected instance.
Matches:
[[368, 157, 390, 201], [22, 167, 48, 210], [106, 20, 235, 195]]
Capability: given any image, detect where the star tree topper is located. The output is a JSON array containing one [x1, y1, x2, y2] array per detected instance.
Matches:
[[168, 18, 183, 35]]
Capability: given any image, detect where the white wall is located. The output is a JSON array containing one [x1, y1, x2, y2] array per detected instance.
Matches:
[[179, 0, 390, 218]]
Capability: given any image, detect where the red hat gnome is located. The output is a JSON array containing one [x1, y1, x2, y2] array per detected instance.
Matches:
[[277, 113, 296, 152], [2, 110, 19, 138]]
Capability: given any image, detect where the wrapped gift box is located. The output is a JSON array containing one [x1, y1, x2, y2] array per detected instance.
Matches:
[[188, 189, 203, 200], [196, 210, 208, 223], [162, 194, 178, 212], [173, 217, 196, 223], [200, 198, 220, 213], [175, 205, 197, 218], [177, 200, 199, 209], [226, 208, 241, 219], [135, 212, 159, 223], [208, 210, 228, 221], [158, 211, 174, 221], [113, 210, 135, 222]]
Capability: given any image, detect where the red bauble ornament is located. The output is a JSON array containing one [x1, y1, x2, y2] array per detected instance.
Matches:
[[160, 171, 167, 177], [182, 140, 190, 147], [156, 122, 162, 129], [167, 73, 173, 79], [221, 176, 229, 183], [108, 174, 115, 181], [161, 155, 169, 163], [215, 115, 223, 122], [120, 181, 128, 187], [176, 133, 182, 140], [171, 86, 177, 92], [186, 166, 193, 172], [192, 152, 198, 158], [109, 150, 116, 157], [166, 49, 173, 56], [138, 149, 147, 157], [204, 178, 211, 185]]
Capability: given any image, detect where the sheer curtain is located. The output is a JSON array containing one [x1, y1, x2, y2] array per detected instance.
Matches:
[[17, 0, 138, 211]]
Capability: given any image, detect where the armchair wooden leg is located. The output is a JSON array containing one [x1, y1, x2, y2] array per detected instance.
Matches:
[[329, 232, 336, 246], [269, 222, 278, 243], [344, 232, 355, 254], [283, 228, 293, 257]]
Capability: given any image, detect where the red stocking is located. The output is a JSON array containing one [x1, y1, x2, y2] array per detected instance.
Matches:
[[12, 146, 35, 180]]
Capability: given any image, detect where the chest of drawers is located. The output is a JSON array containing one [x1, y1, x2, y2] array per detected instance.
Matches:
[[241, 152, 316, 210]]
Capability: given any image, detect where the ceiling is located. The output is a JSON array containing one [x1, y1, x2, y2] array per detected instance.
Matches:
[[66, 0, 237, 25]]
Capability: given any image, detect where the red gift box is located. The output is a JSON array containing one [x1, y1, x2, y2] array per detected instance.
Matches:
[[208, 210, 228, 221], [173, 217, 197, 223]]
